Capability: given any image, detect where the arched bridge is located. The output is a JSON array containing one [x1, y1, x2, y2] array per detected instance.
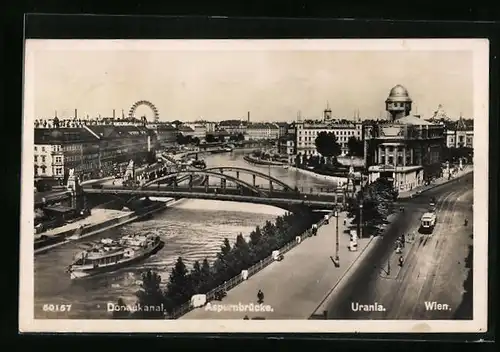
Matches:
[[81, 166, 347, 210], [203, 166, 295, 192], [142, 169, 271, 197]]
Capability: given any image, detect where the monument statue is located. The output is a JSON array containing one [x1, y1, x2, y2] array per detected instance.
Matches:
[[69, 168, 74, 177]]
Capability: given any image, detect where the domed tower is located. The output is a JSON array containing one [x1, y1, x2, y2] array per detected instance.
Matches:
[[385, 84, 412, 121]]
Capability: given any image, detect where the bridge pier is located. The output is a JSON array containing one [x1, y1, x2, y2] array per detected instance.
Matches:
[[189, 174, 193, 190], [221, 179, 226, 192], [236, 171, 240, 179], [252, 175, 256, 187]]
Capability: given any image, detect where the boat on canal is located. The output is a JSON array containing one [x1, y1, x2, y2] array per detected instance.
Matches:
[[66, 233, 164, 279]]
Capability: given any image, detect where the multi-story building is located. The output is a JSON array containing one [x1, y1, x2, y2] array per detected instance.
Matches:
[[218, 120, 248, 135], [34, 116, 156, 181], [186, 123, 207, 140], [363, 85, 446, 191], [293, 105, 363, 157], [245, 123, 280, 140], [276, 122, 289, 138], [153, 123, 178, 147], [34, 126, 100, 180], [445, 117, 474, 148], [278, 135, 296, 164], [177, 125, 195, 138]]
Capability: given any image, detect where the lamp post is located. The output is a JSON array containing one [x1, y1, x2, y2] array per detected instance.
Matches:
[[335, 209, 339, 263], [359, 203, 364, 239]]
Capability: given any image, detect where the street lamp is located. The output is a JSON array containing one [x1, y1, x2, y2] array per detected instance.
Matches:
[[359, 203, 364, 239], [331, 209, 340, 268]]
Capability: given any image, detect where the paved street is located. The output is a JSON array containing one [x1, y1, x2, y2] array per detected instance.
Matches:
[[181, 212, 374, 320], [328, 172, 473, 319]]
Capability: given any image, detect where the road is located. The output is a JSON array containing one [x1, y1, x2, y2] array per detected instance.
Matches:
[[327, 172, 473, 319], [180, 212, 374, 320]]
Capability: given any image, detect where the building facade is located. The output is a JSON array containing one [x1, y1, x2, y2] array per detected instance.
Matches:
[[245, 123, 280, 140], [445, 117, 474, 148], [34, 116, 156, 180], [364, 85, 445, 191], [218, 120, 248, 135]]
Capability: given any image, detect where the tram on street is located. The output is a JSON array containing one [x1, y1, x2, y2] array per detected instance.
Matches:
[[419, 212, 437, 234]]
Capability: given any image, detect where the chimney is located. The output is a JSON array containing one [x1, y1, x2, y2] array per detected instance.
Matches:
[[247, 111, 250, 123], [113, 109, 116, 119], [75, 109, 78, 119]]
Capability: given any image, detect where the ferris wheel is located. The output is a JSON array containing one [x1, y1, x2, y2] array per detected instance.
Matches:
[[128, 100, 159, 122]]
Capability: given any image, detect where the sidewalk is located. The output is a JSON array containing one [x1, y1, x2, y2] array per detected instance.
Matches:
[[181, 212, 375, 320], [398, 165, 473, 199]]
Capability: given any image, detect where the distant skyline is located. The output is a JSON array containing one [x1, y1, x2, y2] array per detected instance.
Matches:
[[27, 40, 475, 122]]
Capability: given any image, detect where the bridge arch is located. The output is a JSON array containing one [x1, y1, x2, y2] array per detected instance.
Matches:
[[204, 166, 296, 192], [128, 100, 159, 122], [141, 170, 269, 196]]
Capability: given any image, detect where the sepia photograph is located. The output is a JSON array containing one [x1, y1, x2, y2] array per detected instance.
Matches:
[[20, 39, 488, 333]]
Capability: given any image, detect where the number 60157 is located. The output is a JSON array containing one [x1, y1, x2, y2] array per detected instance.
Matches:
[[42, 304, 72, 312]]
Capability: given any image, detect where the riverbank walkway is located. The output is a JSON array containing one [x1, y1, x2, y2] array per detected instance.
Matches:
[[37, 208, 133, 239], [181, 212, 375, 320]]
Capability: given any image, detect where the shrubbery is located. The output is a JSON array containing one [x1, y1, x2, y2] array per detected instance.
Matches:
[[113, 205, 321, 319], [347, 178, 398, 237]]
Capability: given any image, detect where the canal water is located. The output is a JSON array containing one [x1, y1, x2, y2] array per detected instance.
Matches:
[[34, 149, 337, 319]]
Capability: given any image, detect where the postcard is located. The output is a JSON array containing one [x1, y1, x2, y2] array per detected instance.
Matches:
[[20, 38, 488, 333]]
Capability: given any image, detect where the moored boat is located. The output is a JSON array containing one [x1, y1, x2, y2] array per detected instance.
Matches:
[[66, 233, 164, 279]]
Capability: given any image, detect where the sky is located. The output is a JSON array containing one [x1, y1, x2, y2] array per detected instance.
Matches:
[[29, 41, 474, 122]]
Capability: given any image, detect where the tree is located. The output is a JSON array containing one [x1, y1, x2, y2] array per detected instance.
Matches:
[[112, 298, 130, 319], [347, 136, 364, 157], [233, 233, 252, 270], [192, 136, 200, 146], [190, 261, 203, 294], [165, 257, 193, 307], [171, 120, 182, 128], [237, 133, 245, 141], [213, 238, 236, 283], [134, 270, 168, 318], [315, 132, 341, 162], [205, 134, 216, 143], [347, 178, 397, 237], [198, 258, 213, 293], [176, 133, 187, 145]]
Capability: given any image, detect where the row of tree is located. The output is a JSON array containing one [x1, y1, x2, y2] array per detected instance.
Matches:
[[346, 178, 398, 237], [176, 134, 201, 146], [113, 205, 322, 319]]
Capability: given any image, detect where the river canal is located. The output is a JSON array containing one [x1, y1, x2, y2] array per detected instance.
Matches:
[[34, 149, 337, 318]]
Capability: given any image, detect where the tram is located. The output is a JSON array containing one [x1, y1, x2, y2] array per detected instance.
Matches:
[[419, 212, 437, 234]]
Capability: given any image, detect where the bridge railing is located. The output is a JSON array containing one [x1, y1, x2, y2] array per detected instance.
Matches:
[[166, 212, 334, 319]]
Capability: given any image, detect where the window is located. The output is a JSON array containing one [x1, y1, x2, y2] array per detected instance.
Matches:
[[34, 146, 37, 151], [56, 168, 62, 175], [34, 156, 37, 162], [41, 146, 45, 152], [41, 166, 46, 174], [55, 156, 62, 163], [41, 156, 46, 163]]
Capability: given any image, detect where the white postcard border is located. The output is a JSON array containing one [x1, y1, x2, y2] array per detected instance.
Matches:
[[20, 39, 489, 333]]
